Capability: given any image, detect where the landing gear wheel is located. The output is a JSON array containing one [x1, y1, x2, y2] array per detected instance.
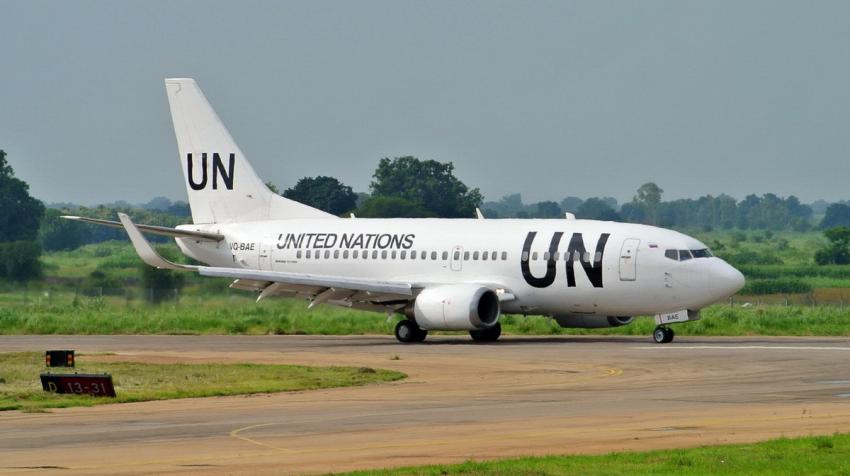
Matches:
[[469, 322, 502, 342], [653, 326, 675, 344], [395, 320, 427, 343]]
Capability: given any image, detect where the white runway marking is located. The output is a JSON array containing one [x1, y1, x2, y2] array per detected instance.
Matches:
[[632, 345, 850, 351]]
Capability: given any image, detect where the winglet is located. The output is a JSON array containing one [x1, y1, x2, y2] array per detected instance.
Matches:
[[118, 213, 194, 271]]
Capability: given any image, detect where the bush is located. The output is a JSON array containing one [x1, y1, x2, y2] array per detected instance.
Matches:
[[0, 241, 42, 281], [741, 279, 813, 295]]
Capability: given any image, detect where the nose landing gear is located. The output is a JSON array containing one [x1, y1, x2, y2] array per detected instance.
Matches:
[[652, 326, 675, 344]]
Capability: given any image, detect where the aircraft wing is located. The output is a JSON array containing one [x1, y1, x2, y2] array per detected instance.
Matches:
[[116, 213, 416, 308]]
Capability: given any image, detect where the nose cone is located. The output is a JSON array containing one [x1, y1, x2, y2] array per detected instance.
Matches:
[[711, 260, 745, 299]]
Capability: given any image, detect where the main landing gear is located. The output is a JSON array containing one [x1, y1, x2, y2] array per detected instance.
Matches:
[[469, 322, 502, 342], [653, 326, 675, 344], [394, 319, 428, 343]]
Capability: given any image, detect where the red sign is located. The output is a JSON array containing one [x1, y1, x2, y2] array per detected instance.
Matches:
[[40, 374, 116, 397]]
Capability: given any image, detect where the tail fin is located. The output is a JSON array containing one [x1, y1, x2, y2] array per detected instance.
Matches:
[[164, 78, 335, 223]]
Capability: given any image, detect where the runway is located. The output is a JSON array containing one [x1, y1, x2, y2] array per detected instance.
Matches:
[[2, 335, 850, 475]]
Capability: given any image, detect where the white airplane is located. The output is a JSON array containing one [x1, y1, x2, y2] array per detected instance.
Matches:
[[65, 78, 745, 344]]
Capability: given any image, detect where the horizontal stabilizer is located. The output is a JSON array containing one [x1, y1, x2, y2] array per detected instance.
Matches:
[[62, 216, 223, 242]]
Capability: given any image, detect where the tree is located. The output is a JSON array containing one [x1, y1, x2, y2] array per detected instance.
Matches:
[[534, 201, 562, 218], [576, 198, 621, 221], [632, 182, 663, 225], [0, 150, 45, 242], [0, 150, 44, 281], [283, 176, 358, 216], [820, 204, 850, 230], [355, 196, 432, 218], [815, 227, 850, 265], [39, 209, 90, 251], [559, 196, 583, 213], [370, 156, 482, 218]]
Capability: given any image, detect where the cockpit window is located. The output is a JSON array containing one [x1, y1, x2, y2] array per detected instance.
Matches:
[[665, 248, 714, 261]]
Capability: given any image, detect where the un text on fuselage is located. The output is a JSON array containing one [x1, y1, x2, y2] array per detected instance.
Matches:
[[521, 231, 610, 288], [186, 153, 235, 190]]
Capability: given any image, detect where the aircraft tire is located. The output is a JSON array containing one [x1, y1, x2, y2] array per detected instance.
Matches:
[[652, 326, 668, 344], [470, 322, 501, 342], [395, 320, 419, 343], [663, 327, 675, 343], [413, 328, 428, 342]]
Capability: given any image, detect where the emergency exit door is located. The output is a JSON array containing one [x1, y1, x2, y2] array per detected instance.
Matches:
[[619, 238, 640, 281]]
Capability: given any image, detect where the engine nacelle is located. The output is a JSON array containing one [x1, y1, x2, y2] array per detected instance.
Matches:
[[553, 315, 633, 329], [411, 284, 500, 331]]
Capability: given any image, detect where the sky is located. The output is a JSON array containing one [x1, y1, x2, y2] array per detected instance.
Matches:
[[2, 1, 849, 206]]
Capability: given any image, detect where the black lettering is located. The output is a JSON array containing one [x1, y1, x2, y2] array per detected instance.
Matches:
[[212, 153, 235, 190], [521, 231, 563, 288], [325, 233, 338, 248], [376, 234, 391, 249], [390, 235, 403, 249], [403, 234, 414, 249], [566, 233, 609, 288], [186, 153, 208, 190]]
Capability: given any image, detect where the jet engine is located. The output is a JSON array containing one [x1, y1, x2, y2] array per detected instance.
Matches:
[[553, 315, 633, 329], [409, 284, 500, 331]]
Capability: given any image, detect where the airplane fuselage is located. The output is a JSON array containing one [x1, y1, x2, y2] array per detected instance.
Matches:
[[176, 218, 743, 319]]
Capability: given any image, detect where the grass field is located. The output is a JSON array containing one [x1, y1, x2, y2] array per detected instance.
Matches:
[[342, 433, 850, 475], [0, 352, 405, 412], [2, 290, 850, 336]]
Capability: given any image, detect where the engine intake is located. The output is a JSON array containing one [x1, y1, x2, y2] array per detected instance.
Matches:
[[554, 315, 633, 329], [411, 284, 500, 331]]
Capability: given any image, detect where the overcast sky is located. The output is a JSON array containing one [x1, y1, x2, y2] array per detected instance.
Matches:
[[2, 1, 849, 206]]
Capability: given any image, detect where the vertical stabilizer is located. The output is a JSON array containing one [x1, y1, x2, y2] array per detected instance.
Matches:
[[164, 78, 335, 223]]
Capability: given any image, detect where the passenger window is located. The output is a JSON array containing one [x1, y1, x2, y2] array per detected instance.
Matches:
[[679, 250, 693, 261], [501, 251, 507, 261], [553, 252, 560, 261], [400, 250, 407, 259], [664, 249, 678, 260], [491, 251, 497, 261], [521, 251, 529, 262], [543, 252, 550, 260], [316, 250, 321, 259], [381, 250, 388, 259], [333, 250, 339, 259], [353, 250, 359, 259], [463, 251, 470, 261], [432, 251, 438, 260], [391, 250, 397, 259], [583, 252, 590, 262], [345, 250, 351, 259], [482, 251, 488, 261], [532, 252, 539, 261], [473, 251, 479, 260], [372, 250, 379, 259], [594, 251, 602, 262], [422, 251, 427, 259], [454, 251, 460, 260], [323, 250, 330, 259], [296, 250, 302, 259], [442, 251, 448, 260], [410, 250, 416, 260], [306, 250, 311, 259]]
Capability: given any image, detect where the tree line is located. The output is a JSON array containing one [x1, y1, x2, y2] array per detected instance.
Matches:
[[4, 148, 850, 282]]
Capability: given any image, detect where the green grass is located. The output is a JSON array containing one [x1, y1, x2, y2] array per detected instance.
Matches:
[[341, 433, 850, 475], [2, 291, 850, 336], [0, 352, 405, 412]]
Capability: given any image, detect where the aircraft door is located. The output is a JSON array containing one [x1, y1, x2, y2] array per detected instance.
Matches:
[[619, 238, 640, 281], [450, 246, 463, 271]]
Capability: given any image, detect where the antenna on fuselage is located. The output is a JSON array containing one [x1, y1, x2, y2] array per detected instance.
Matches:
[[475, 208, 485, 219]]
